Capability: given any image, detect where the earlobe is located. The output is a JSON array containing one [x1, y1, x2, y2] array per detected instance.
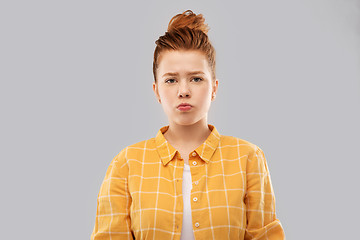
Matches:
[[212, 93, 216, 101]]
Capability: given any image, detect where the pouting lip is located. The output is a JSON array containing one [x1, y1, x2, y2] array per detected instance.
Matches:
[[177, 103, 193, 108]]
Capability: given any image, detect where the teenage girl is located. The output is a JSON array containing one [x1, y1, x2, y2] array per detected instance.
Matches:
[[91, 9, 285, 240]]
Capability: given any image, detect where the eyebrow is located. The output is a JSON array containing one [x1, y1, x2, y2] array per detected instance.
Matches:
[[162, 71, 205, 78]]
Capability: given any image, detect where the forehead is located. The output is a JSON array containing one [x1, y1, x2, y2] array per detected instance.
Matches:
[[158, 50, 209, 74]]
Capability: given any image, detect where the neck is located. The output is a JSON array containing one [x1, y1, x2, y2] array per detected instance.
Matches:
[[164, 118, 211, 146]]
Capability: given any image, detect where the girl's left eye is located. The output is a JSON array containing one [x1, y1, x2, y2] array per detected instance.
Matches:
[[192, 77, 202, 82]]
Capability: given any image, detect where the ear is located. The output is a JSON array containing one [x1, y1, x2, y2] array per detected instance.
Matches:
[[153, 82, 160, 101], [212, 78, 219, 96]]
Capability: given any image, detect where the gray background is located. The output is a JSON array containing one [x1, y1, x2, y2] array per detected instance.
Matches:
[[1, 0, 359, 239]]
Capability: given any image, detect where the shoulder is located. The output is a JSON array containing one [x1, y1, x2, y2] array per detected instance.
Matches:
[[219, 135, 268, 169], [219, 134, 262, 156], [113, 137, 157, 163]]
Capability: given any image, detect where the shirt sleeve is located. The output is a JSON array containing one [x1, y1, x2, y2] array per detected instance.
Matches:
[[244, 146, 285, 240], [91, 148, 134, 240]]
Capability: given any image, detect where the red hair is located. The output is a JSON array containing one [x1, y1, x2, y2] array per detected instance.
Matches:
[[153, 10, 216, 83]]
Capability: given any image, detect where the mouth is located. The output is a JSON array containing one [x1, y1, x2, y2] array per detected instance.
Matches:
[[177, 104, 193, 111]]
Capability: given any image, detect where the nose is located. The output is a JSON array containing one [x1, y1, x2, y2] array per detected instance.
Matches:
[[178, 81, 191, 98]]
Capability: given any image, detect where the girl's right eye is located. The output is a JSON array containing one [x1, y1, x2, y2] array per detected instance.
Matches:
[[165, 79, 176, 83]]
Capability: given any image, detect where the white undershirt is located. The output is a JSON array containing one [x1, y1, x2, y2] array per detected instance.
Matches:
[[180, 163, 195, 240]]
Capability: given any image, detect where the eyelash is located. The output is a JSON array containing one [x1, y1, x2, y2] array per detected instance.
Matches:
[[165, 77, 203, 83]]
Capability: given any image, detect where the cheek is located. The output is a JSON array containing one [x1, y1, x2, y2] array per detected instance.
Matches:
[[199, 88, 212, 101], [159, 90, 175, 106]]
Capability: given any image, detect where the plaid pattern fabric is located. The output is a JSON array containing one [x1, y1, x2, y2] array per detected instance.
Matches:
[[91, 124, 285, 240]]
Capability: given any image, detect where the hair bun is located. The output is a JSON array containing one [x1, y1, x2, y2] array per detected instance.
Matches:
[[167, 10, 209, 35]]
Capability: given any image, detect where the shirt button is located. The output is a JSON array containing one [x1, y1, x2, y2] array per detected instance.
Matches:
[[192, 161, 197, 166], [192, 152, 197, 156], [193, 197, 198, 202], [195, 222, 200, 228], [194, 181, 198, 185]]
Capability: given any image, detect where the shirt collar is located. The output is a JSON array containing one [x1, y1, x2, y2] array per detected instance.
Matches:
[[155, 124, 221, 166]]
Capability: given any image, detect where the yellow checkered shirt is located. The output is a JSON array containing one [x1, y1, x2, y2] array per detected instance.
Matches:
[[91, 124, 285, 239]]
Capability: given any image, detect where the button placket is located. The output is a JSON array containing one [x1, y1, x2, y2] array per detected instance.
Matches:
[[190, 151, 198, 166], [190, 151, 201, 230]]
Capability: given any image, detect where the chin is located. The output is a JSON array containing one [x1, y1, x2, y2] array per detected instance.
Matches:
[[174, 117, 202, 126]]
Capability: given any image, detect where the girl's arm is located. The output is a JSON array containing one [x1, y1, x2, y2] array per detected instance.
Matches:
[[244, 146, 285, 240], [91, 148, 133, 240]]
